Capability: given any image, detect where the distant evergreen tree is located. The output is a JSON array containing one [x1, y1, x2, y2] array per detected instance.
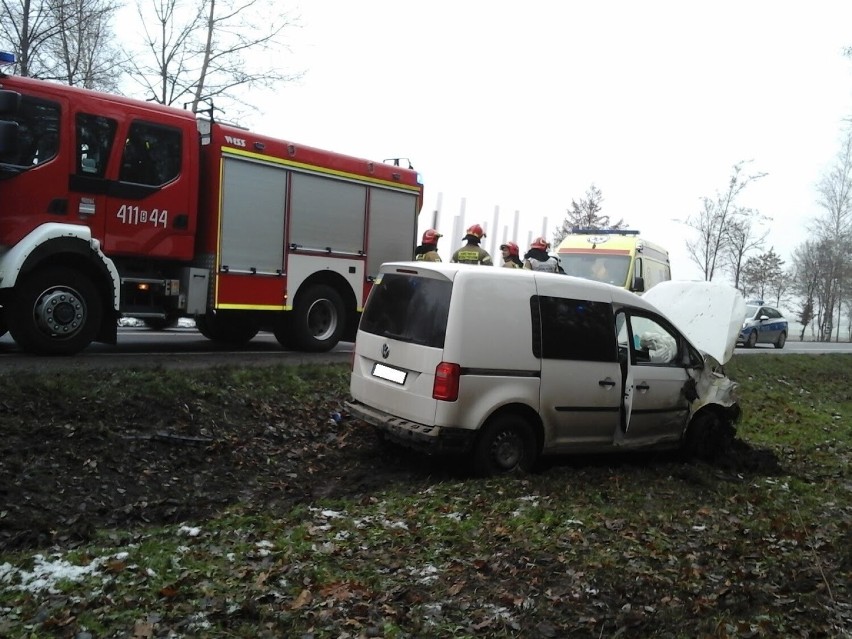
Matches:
[[553, 184, 625, 245]]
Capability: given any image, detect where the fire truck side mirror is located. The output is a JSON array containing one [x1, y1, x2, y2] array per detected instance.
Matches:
[[0, 90, 20, 161], [0, 90, 21, 116], [0, 121, 18, 160]]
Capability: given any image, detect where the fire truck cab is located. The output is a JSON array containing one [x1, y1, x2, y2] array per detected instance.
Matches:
[[0, 65, 423, 355]]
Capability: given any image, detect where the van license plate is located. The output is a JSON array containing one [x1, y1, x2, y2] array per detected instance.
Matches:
[[372, 363, 407, 384]]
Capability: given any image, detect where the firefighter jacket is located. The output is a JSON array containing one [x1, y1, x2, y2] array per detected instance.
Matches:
[[451, 243, 493, 266], [414, 243, 441, 262], [524, 248, 559, 273], [502, 256, 524, 268]]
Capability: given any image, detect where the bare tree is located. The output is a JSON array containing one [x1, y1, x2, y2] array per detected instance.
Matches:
[[46, 0, 122, 89], [0, 0, 121, 89], [553, 184, 624, 244], [740, 248, 784, 303], [685, 161, 767, 281], [812, 129, 852, 341], [790, 240, 822, 340], [723, 213, 769, 291], [0, 0, 60, 77], [132, 0, 204, 105], [130, 0, 302, 115]]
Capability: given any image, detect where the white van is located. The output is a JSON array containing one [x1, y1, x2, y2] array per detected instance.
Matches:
[[346, 263, 743, 476]]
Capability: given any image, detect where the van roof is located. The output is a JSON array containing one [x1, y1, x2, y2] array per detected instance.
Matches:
[[378, 261, 659, 308]]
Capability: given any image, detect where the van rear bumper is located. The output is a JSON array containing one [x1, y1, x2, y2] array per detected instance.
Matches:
[[345, 400, 475, 454]]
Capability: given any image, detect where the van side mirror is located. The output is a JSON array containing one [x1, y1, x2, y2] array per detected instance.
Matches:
[[631, 275, 645, 293], [0, 120, 19, 160], [0, 90, 21, 116]]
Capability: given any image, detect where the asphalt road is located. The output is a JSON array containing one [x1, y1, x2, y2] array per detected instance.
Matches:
[[732, 340, 852, 355], [0, 327, 353, 370], [0, 327, 850, 371]]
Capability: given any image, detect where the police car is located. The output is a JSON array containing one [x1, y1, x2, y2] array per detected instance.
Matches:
[[738, 302, 788, 349]]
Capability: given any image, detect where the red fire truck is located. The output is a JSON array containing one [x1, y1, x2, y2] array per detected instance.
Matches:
[[0, 61, 424, 355]]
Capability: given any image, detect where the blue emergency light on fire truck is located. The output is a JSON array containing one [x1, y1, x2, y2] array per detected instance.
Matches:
[[0, 61, 424, 355]]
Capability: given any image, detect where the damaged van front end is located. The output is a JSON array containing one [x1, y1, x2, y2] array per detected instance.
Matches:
[[646, 281, 745, 458]]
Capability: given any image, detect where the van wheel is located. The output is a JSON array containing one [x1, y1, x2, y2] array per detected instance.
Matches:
[[473, 414, 537, 476], [7, 267, 102, 355], [774, 332, 787, 349], [290, 285, 344, 352], [682, 411, 735, 461], [746, 331, 758, 348]]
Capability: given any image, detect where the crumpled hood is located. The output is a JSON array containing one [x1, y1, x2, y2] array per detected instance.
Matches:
[[643, 280, 745, 365]]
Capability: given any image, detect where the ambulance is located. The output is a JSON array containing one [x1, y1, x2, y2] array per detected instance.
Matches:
[[556, 228, 671, 293]]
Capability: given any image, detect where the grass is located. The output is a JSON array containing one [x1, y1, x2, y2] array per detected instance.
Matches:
[[0, 355, 850, 638]]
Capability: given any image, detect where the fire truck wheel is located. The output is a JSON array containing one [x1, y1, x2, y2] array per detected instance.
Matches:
[[196, 311, 258, 345], [7, 267, 103, 355], [291, 285, 344, 352], [271, 314, 295, 349]]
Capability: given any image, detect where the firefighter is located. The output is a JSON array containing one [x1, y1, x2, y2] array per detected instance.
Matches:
[[499, 241, 524, 268], [451, 224, 493, 265], [523, 236, 560, 272], [415, 228, 443, 262]]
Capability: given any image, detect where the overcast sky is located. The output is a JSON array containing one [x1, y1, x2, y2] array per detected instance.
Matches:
[[247, 1, 852, 281]]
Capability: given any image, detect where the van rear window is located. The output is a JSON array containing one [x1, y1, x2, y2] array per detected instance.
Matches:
[[360, 273, 451, 348]]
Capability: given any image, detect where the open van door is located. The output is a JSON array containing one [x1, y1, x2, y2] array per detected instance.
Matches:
[[616, 309, 692, 446]]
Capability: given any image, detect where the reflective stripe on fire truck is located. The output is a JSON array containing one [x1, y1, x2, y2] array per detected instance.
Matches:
[[220, 147, 423, 193]]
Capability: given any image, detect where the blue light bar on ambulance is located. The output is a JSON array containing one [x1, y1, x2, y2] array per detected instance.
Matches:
[[0, 51, 16, 64], [571, 227, 639, 235]]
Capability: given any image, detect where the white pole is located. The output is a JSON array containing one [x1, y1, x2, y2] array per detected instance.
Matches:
[[512, 210, 520, 244], [490, 205, 499, 260], [451, 197, 465, 255], [433, 192, 443, 230]]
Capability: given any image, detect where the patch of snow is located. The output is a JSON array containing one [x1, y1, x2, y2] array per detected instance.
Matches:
[[0, 553, 117, 594], [412, 564, 440, 584]]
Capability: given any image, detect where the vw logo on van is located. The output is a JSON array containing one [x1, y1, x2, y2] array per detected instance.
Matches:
[[381, 343, 390, 359]]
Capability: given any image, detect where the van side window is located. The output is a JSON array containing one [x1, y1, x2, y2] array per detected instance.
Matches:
[[120, 121, 182, 185], [4, 95, 59, 167], [536, 296, 616, 362], [76, 113, 116, 178], [623, 313, 680, 365]]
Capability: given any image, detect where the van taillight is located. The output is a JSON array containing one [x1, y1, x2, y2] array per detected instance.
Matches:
[[433, 362, 460, 401]]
